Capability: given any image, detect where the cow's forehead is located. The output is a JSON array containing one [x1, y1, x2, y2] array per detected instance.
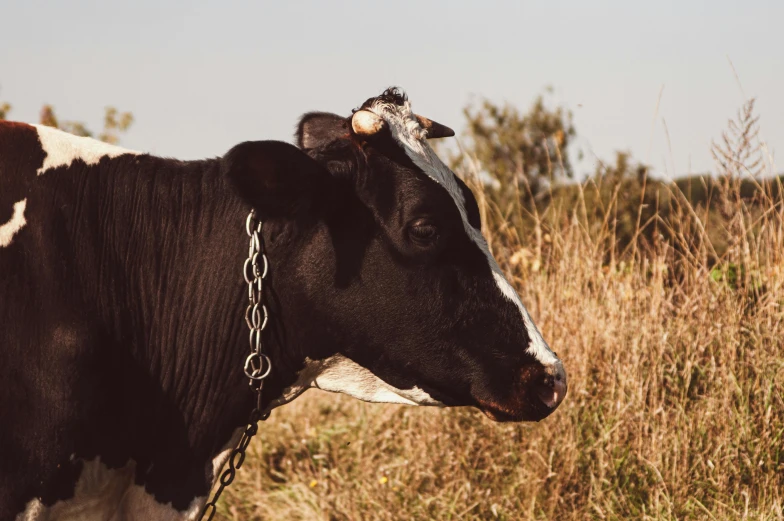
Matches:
[[367, 98, 467, 210], [365, 97, 560, 367]]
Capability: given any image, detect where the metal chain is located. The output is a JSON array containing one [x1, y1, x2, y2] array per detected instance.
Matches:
[[199, 209, 272, 521]]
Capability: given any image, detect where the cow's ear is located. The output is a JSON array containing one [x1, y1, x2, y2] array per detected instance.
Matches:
[[296, 112, 350, 150], [222, 140, 333, 220]]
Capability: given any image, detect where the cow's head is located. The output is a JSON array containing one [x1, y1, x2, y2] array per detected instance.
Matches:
[[224, 88, 566, 421]]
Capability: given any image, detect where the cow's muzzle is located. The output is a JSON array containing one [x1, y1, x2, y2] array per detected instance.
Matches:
[[534, 361, 567, 410], [475, 360, 567, 422]]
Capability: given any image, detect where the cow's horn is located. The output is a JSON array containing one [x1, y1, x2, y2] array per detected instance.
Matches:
[[416, 115, 455, 139], [351, 110, 386, 136]]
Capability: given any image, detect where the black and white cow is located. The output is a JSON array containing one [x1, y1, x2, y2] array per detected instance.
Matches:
[[0, 88, 566, 520]]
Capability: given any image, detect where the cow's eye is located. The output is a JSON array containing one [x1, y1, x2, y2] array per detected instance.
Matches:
[[409, 219, 439, 244]]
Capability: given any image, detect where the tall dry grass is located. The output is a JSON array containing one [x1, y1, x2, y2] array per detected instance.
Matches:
[[216, 102, 784, 520]]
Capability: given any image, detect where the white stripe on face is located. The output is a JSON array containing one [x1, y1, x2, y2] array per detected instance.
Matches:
[[368, 99, 560, 367], [33, 124, 138, 175], [0, 199, 27, 248]]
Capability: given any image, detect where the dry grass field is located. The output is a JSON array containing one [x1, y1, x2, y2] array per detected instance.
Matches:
[[215, 111, 784, 520]]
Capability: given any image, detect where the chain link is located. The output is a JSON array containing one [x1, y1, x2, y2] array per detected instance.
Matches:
[[199, 209, 272, 521]]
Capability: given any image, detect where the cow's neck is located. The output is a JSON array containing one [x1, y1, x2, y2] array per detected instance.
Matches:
[[49, 156, 293, 507]]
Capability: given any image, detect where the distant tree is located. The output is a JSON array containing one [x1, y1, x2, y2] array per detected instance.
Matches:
[[593, 150, 648, 184], [449, 89, 576, 209], [0, 95, 132, 144]]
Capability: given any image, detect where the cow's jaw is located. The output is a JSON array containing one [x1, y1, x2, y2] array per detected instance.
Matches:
[[265, 355, 443, 412]]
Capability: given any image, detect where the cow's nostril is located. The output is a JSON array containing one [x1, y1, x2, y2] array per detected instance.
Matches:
[[535, 363, 567, 409]]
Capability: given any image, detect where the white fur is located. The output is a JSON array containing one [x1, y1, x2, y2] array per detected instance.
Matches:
[[266, 355, 443, 412], [33, 125, 138, 176], [16, 459, 204, 521], [0, 199, 27, 248], [210, 427, 244, 483], [369, 98, 560, 367]]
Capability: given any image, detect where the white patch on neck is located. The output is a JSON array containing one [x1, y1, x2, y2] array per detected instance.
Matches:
[[265, 354, 443, 412], [0, 199, 27, 248], [16, 458, 204, 521], [369, 98, 560, 367], [33, 125, 138, 176]]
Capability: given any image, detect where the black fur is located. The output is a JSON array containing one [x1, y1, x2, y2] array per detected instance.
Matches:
[[0, 90, 563, 518], [359, 86, 408, 111], [297, 112, 349, 150]]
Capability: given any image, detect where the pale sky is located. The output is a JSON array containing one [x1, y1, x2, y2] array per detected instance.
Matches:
[[1, 0, 781, 179]]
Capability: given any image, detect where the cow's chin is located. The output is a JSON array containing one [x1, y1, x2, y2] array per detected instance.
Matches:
[[474, 398, 555, 423]]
